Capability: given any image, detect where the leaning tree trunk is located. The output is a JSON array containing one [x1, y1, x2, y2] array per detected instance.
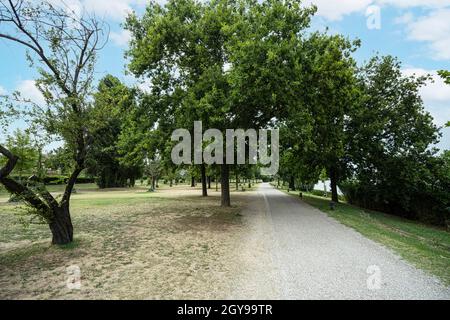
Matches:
[[49, 205, 73, 245], [201, 163, 207, 197], [221, 164, 231, 207], [329, 167, 339, 203], [1, 144, 76, 245]]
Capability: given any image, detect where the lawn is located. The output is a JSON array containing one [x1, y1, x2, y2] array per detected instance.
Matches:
[[276, 185, 450, 285], [0, 183, 249, 299]]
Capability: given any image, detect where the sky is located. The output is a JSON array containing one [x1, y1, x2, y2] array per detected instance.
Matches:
[[0, 0, 449, 151]]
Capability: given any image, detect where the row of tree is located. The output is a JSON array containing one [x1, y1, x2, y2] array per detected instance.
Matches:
[[1, 0, 449, 245]]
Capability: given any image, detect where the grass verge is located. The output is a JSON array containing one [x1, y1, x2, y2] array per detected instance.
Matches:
[[275, 185, 450, 286]]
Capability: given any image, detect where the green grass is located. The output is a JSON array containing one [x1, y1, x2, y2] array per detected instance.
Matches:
[[275, 185, 450, 286]]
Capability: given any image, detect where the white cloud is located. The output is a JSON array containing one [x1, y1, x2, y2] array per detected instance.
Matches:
[[47, 0, 148, 22], [377, 0, 450, 9], [403, 68, 450, 150], [110, 30, 132, 47], [309, 1, 450, 61], [403, 68, 450, 127], [305, 0, 450, 21], [0, 86, 6, 95], [16, 80, 46, 106], [394, 12, 414, 25], [82, 0, 134, 21], [399, 9, 450, 60], [304, 0, 373, 21]]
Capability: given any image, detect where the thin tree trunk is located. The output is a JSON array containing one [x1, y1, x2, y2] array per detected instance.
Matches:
[[235, 171, 239, 190], [207, 176, 211, 189], [37, 147, 43, 179], [215, 175, 218, 191], [191, 176, 195, 187], [330, 167, 339, 203], [221, 164, 230, 207], [201, 163, 207, 197]]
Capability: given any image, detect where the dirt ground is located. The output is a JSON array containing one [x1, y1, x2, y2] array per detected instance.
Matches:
[[0, 185, 254, 299]]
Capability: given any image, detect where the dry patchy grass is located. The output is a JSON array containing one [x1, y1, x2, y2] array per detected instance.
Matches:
[[0, 185, 252, 299]]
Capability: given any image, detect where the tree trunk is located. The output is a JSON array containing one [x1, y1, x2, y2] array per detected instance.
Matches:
[[289, 176, 295, 191], [37, 147, 43, 179], [221, 164, 231, 207], [49, 205, 73, 245], [151, 176, 156, 190], [215, 175, 218, 191], [207, 176, 211, 189], [201, 163, 207, 197], [330, 167, 339, 203], [191, 176, 195, 187], [235, 172, 239, 190]]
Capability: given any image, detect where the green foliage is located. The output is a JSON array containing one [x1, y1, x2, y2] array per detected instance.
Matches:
[[279, 32, 360, 196], [124, 0, 319, 204], [2, 129, 39, 179], [44, 147, 73, 175], [86, 75, 142, 188], [343, 56, 446, 225], [438, 70, 450, 85]]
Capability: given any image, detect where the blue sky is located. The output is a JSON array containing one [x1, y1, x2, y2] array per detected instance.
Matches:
[[1, 0, 449, 151]]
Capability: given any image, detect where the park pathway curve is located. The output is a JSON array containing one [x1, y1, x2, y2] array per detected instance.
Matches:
[[229, 183, 450, 300]]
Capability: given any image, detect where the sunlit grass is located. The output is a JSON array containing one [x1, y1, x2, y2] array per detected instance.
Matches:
[[275, 184, 450, 285]]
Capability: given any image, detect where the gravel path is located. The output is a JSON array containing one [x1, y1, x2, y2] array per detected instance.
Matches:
[[230, 183, 450, 300]]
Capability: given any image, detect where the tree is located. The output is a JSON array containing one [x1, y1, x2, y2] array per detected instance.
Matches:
[[0, 0, 107, 244], [343, 56, 443, 223], [86, 75, 142, 188], [280, 33, 360, 202], [125, 0, 316, 206], [145, 157, 162, 191]]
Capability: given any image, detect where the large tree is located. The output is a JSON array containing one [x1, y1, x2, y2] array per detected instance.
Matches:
[[86, 75, 142, 188], [125, 0, 316, 206], [0, 0, 107, 244], [343, 56, 443, 223], [281, 32, 360, 202]]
